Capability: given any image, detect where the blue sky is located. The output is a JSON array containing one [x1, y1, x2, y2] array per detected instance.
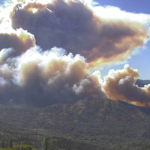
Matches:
[[0, 0, 150, 80]]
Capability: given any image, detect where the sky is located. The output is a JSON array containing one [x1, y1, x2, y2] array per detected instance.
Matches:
[[91, 0, 150, 80]]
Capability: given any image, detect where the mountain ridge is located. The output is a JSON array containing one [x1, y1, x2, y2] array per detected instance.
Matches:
[[136, 79, 150, 87], [1, 81, 150, 149]]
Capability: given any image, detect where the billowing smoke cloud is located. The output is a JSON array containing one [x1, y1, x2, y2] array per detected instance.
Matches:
[[9, 0, 150, 67], [103, 65, 150, 107], [0, 47, 106, 106], [0, 28, 35, 56], [0, 0, 149, 107], [0, 12, 35, 55]]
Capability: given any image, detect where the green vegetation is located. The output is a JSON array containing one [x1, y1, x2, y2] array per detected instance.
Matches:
[[0, 137, 95, 150], [41, 137, 95, 150], [0, 140, 36, 150], [1, 99, 150, 149]]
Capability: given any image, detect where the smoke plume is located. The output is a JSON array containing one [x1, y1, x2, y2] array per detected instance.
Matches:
[[0, 47, 106, 106], [0, 15, 35, 55], [0, 0, 149, 107], [10, 0, 150, 67], [103, 65, 150, 107]]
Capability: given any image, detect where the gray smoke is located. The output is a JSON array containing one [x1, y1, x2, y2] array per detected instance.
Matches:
[[10, 0, 150, 68], [0, 0, 149, 107]]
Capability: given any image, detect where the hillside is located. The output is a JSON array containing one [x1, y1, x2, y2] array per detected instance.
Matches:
[[1, 99, 150, 149], [136, 79, 150, 87]]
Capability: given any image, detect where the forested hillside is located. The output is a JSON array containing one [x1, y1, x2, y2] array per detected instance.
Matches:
[[1, 99, 150, 149], [136, 79, 150, 87]]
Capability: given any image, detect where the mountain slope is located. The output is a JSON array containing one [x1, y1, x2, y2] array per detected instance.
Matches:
[[1, 99, 150, 149], [136, 79, 150, 87]]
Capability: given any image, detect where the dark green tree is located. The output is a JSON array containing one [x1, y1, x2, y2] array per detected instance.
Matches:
[[8, 138, 13, 148], [0, 140, 5, 148], [42, 138, 49, 150], [21, 141, 24, 150]]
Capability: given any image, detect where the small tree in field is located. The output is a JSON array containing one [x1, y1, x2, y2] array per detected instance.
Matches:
[[42, 138, 49, 150], [8, 138, 13, 148], [0, 140, 4, 148]]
